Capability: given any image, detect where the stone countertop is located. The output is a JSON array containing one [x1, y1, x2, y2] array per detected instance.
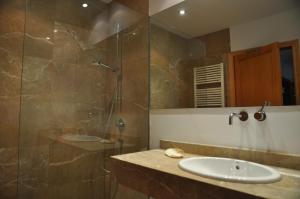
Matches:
[[112, 149, 300, 199]]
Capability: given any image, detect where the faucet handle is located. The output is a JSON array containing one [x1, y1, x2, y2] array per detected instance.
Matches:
[[229, 111, 248, 125], [254, 101, 269, 121], [254, 111, 266, 121], [259, 101, 271, 112], [239, 111, 248, 121]]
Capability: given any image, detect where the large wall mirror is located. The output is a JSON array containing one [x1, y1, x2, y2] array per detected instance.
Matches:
[[150, 0, 300, 109]]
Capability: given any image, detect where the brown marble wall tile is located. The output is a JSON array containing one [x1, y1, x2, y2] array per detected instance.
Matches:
[[19, 19, 110, 197], [197, 29, 231, 57], [122, 20, 149, 62], [18, 2, 111, 196], [23, 0, 55, 60], [0, 0, 25, 34], [46, 177, 106, 199], [119, 19, 149, 150], [102, 17, 149, 199], [1, 0, 149, 198], [150, 24, 197, 109], [0, 0, 25, 198], [47, 142, 106, 199], [17, 145, 49, 198], [48, 143, 106, 184], [0, 147, 19, 199], [150, 25, 231, 109], [114, 184, 148, 199]]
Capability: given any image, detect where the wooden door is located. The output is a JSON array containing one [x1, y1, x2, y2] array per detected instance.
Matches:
[[228, 43, 282, 106]]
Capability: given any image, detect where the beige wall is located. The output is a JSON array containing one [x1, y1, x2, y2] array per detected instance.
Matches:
[[230, 7, 300, 51], [150, 106, 300, 156]]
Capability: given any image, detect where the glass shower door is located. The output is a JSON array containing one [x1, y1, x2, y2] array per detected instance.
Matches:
[[18, 0, 149, 198]]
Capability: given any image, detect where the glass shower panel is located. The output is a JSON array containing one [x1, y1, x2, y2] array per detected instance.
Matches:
[[18, 0, 149, 198], [0, 1, 25, 198]]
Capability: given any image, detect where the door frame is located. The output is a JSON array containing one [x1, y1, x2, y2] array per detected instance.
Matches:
[[279, 39, 300, 105], [227, 39, 300, 106]]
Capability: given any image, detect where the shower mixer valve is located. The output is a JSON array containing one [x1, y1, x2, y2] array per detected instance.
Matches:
[[116, 118, 125, 129]]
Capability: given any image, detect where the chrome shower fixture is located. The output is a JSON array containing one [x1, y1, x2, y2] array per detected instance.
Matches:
[[92, 60, 117, 72], [228, 111, 248, 125], [254, 101, 270, 121]]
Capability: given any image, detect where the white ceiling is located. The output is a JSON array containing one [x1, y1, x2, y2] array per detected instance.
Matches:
[[149, 0, 185, 16], [151, 0, 300, 38]]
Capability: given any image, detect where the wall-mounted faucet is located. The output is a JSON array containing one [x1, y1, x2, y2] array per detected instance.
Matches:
[[229, 111, 248, 125], [254, 101, 270, 121]]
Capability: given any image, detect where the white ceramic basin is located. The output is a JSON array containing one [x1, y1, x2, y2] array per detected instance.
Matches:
[[179, 157, 281, 183], [61, 134, 112, 143]]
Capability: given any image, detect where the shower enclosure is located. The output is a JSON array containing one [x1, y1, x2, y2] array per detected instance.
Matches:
[[0, 0, 149, 198]]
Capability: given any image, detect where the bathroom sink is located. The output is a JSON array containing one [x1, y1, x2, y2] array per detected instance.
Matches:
[[178, 157, 281, 183], [61, 134, 112, 143]]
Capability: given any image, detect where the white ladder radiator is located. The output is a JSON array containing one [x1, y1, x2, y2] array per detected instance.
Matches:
[[193, 63, 225, 108]]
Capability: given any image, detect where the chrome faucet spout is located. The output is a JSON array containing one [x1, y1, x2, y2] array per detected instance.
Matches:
[[229, 113, 240, 125], [229, 111, 248, 125]]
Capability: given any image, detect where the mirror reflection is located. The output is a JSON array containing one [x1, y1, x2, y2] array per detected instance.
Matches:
[[150, 0, 300, 109]]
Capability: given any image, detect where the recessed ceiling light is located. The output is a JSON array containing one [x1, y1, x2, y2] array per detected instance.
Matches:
[[45, 37, 50, 40], [82, 3, 88, 8], [179, 9, 186, 16]]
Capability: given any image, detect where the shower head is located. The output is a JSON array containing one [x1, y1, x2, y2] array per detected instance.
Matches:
[[92, 60, 117, 72]]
